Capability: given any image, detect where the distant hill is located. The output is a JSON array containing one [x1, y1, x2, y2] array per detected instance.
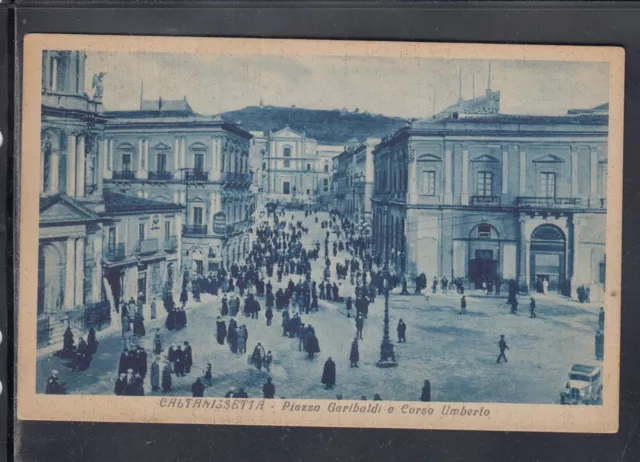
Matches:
[[220, 106, 407, 145]]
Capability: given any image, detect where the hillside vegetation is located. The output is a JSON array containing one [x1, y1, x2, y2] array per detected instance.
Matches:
[[220, 105, 406, 145]]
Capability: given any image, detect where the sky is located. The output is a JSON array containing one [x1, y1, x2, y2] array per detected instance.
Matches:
[[83, 52, 609, 119]]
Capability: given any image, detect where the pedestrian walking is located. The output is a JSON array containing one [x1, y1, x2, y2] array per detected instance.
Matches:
[[460, 296, 467, 315], [263, 377, 276, 399], [191, 377, 205, 397], [397, 319, 407, 343], [598, 307, 605, 329], [355, 314, 364, 340], [420, 379, 431, 402], [321, 357, 336, 389], [183, 341, 193, 374], [150, 356, 161, 391], [350, 338, 360, 368], [150, 297, 157, 320], [496, 334, 509, 364], [529, 297, 537, 318]]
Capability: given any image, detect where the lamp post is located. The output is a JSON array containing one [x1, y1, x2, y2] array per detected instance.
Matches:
[[376, 257, 398, 368]]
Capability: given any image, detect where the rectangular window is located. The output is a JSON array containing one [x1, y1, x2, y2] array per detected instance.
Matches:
[[139, 222, 146, 242], [262, 162, 266, 170], [423, 171, 436, 195], [323, 178, 329, 192], [599, 262, 606, 284], [307, 163, 311, 171], [193, 207, 203, 225], [122, 153, 131, 171], [164, 221, 171, 239], [108, 227, 116, 254], [283, 159, 290, 168], [602, 167, 608, 197], [194, 153, 204, 172], [283, 181, 291, 194], [539, 172, 556, 198], [306, 189, 310, 195], [157, 153, 167, 172], [477, 172, 493, 197]]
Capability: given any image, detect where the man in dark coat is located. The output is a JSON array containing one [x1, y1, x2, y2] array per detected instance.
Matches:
[[355, 315, 364, 340], [136, 346, 148, 379], [175, 346, 186, 376], [530, 297, 537, 318], [321, 357, 336, 389], [45, 370, 66, 395], [118, 348, 130, 375], [496, 334, 509, 363], [397, 319, 407, 343], [216, 317, 227, 345], [263, 377, 276, 399], [191, 377, 205, 397], [265, 306, 274, 326], [114, 373, 128, 396], [420, 379, 431, 402], [183, 341, 193, 374], [595, 329, 605, 360], [349, 338, 360, 368], [305, 332, 320, 359]]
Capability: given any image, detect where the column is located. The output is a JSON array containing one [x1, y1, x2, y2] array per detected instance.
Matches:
[[181, 138, 187, 169], [175, 213, 182, 278], [461, 145, 469, 205], [590, 146, 598, 204], [408, 150, 418, 203], [519, 146, 527, 196], [142, 138, 149, 179], [173, 138, 180, 172], [50, 150, 60, 193], [137, 138, 144, 178], [209, 191, 216, 233], [518, 217, 529, 292], [108, 139, 114, 171], [66, 133, 77, 197], [40, 150, 45, 193], [64, 238, 75, 308], [444, 144, 453, 203], [43, 52, 50, 90], [76, 135, 85, 198], [210, 137, 219, 181], [96, 139, 105, 195], [101, 139, 110, 181], [51, 57, 58, 91], [571, 145, 578, 198], [92, 234, 102, 302], [74, 237, 85, 306], [501, 146, 509, 197]]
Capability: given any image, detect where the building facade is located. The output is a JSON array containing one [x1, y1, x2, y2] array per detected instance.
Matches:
[[333, 137, 380, 224], [261, 126, 341, 206], [371, 89, 608, 300], [103, 99, 255, 275]]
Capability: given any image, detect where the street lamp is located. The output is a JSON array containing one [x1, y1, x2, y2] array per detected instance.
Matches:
[[376, 257, 398, 368]]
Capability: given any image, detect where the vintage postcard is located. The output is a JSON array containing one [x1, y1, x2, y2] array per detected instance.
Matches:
[[17, 35, 623, 433]]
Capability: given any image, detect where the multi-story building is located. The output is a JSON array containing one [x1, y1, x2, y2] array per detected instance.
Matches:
[[103, 98, 255, 275], [333, 137, 380, 224], [261, 126, 342, 206], [371, 88, 608, 300], [249, 130, 268, 210], [37, 51, 187, 348]]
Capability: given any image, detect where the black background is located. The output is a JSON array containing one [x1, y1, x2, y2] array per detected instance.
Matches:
[[9, 3, 640, 461]]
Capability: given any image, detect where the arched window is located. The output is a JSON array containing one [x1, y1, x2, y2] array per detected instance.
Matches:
[[324, 164, 329, 173]]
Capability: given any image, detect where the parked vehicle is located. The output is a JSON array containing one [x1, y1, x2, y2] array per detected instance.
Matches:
[[560, 364, 603, 405]]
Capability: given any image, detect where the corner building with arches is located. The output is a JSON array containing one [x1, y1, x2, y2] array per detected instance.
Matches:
[[371, 90, 608, 300]]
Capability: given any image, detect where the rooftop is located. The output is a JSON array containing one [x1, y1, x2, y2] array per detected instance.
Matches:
[[103, 190, 184, 214]]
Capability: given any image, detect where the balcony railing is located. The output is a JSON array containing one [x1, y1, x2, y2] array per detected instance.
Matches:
[[112, 170, 136, 180], [164, 236, 178, 253], [586, 198, 607, 209], [103, 242, 127, 261], [183, 224, 208, 235], [516, 196, 582, 207], [182, 169, 208, 182], [148, 171, 173, 181], [470, 195, 500, 205], [137, 238, 160, 255], [222, 172, 252, 184]]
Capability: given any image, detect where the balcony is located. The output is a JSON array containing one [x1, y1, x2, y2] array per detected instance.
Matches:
[[222, 172, 252, 186], [470, 195, 501, 206], [182, 169, 208, 182], [103, 243, 127, 261], [164, 236, 178, 253], [137, 238, 160, 255], [183, 224, 208, 235], [515, 197, 582, 208], [112, 170, 136, 180], [148, 171, 173, 181]]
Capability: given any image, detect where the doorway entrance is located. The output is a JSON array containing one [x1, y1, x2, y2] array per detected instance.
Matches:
[[530, 224, 566, 294], [469, 249, 498, 289]]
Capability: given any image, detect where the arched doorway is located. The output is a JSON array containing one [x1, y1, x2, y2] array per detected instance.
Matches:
[[530, 224, 566, 294], [37, 243, 64, 317], [468, 224, 500, 289]]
